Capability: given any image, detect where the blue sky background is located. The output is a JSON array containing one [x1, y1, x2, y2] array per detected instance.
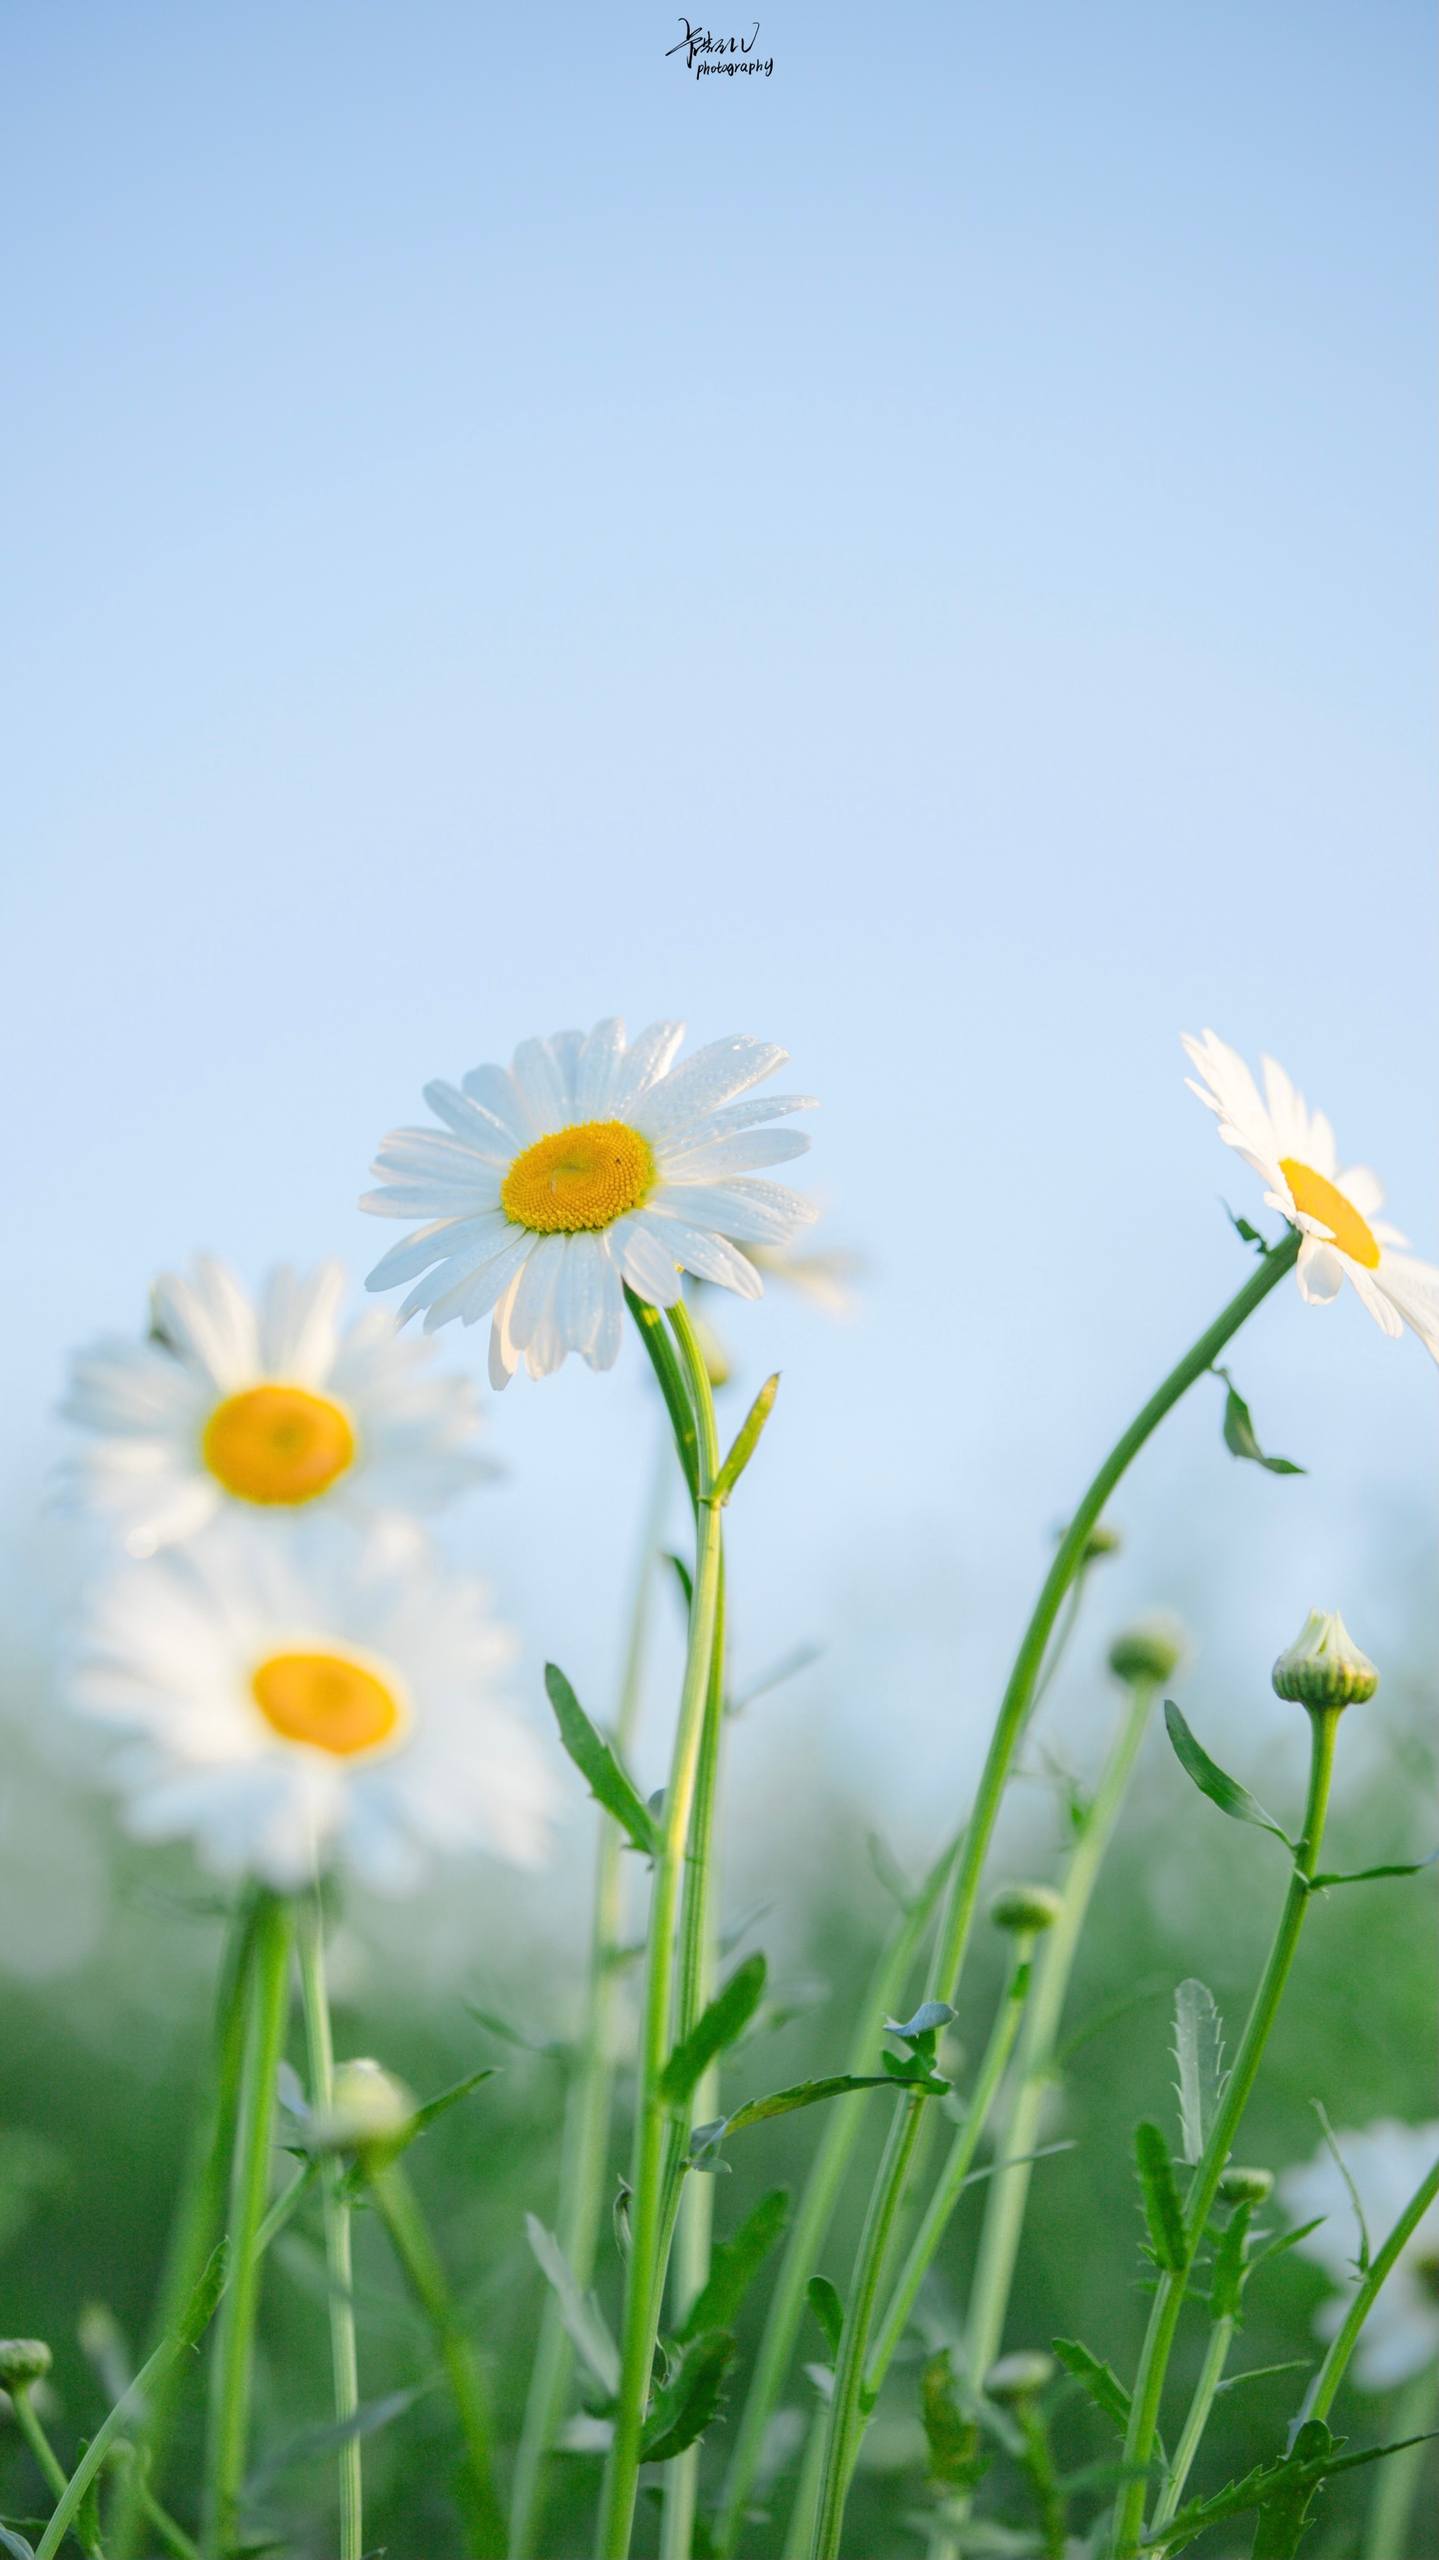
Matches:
[[3, 0, 1434, 1847]]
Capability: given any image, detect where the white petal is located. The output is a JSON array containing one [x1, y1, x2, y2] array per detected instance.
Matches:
[[1337, 1164, 1386, 1217], [150, 1260, 259, 1389], [1352, 1261, 1422, 1348], [634, 1211, 762, 1299], [365, 1213, 506, 1292], [506, 1234, 564, 1349], [427, 1232, 535, 1334], [372, 1128, 504, 1184], [636, 1037, 788, 1140], [257, 1262, 346, 1381], [611, 1020, 686, 1111], [460, 1062, 532, 1146], [653, 1177, 817, 1246], [611, 1215, 684, 1307], [1296, 1239, 1345, 1305], [511, 1037, 574, 1134], [421, 1079, 516, 1161], [574, 1018, 628, 1117], [583, 1250, 626, 1370], [658, 1128, 811, 1179]]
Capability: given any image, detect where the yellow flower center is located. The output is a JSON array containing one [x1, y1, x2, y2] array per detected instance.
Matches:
[[1279, 1160, 1381, 1270], [250, 1649, 405, 1758], [501, 1119, 656, 1234], [202, 1385, 358, 1505]]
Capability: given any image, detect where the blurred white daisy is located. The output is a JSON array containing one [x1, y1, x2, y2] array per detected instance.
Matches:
[[362, 1019, 816, 1385], [1184, 1031, 1439, 1360], [1279, 2118, 1439, 2389], [63, 1258, 490, 1556], [68, 1520, 554, 1892]]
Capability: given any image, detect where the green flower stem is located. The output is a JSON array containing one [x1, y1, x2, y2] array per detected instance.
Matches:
[[39, 2244, 230, 2560], [508, 1446, 670, 2560], [1018, 2403, 1066, 2560], [595, 1303, 725, 2560], [809, 1235, 1299, 2560], [1300, 2148, 1439, 2429], [112, 1894, 262, 2560], [711, 1850, 951, 2560], [10, 2386, 71, 2504], [660, 1554, 729, 2560], [779, 2408, 828, 2560], [865, 1934, 1038, 2400], [1109, 1703, 1341, 2560], [965, 1675, 1159, 2385], [1362, 2368, 1439, 2560], [296, 1895, 362, 2560], [370, 2157, 504, 2557], [1151, 2316, 1233, 2529], [202, 1889, 293, 2560]]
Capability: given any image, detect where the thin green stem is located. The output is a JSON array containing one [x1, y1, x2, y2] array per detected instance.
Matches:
[[596, 1301, 724, 2560], [661, 1552, 728, 2560], [38, 2248, 229, 2560], [371, 2158, 505, 2557], [1300, 2149, 1439, 2430], [1362, 2368, 1439, 2560], [1110, 1704, 1341, 2560], [296, 1895, 362, 2560], [809, 1236, 1298, 2560], [1152, 2317, 1233, 2528], [508, 1444, 670, 2560], [866, 1936, 1037, 2399], [809, 2093, 928, 2560], [112, 1894, 261, 2560], [965, 1675, 1158, 2384], [1018, 2403, 1066, 2560], [711, 1850, 950, 2560], [780, 2408, 828, 2560], [11, 2388, 71, 2505], [202, 1890, 293, 2560]]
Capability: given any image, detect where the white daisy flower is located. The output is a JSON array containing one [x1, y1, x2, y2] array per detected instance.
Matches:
[[361, 1019, 817, 1385], [67, 1520, 554, 1893], [1279, 2119, 1439, 2389], [1183, 1030, 1439, 1361], [62, 1258, 491, 1557]]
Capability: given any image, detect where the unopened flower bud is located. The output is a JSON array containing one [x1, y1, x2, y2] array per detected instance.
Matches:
[[1219, 2165, 1274, 2206], [985, 2349, 1055, 2403], [689, 1310, 732, 1390], [0, 2339, 52, 2389], [1108, 1615, 1187, 1687], [990, 1883, 1062, 1936], [1059, 1518, 1121, 1563], [312, 2058, 415, 2164], [1271, 1610, 1378, 1713]]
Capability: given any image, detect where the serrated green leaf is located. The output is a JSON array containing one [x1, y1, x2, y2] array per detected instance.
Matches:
[[1135, 2121, 1188, 2273], [1051, 2337, 1132, 2440], [921, 2349, 989, 2490], [544, 1663, 659, 1857], [1224, 1206, 1271, 1256], [1171, 1979, 1225, 2166], [639, 2329, 737, 2462], [1163, 1702, 1294, 1847], [806, 2275, 844, 2361], [525, 2214, 620, 2397], [659, 1954, 768, 2107], [1209, 2196, 1254, 2323], [1213, 1366, 1305, 1474], [679, 2188, 789, 2341]]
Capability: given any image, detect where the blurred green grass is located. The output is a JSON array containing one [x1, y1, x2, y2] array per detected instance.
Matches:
[[2, 1670, 1435, 2558]]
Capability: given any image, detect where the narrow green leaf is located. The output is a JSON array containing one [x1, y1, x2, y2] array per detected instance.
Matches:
[[679, 2188, 789, 2341], [1224, 1206, 1271, 1256], [404, 2066, 497, 2143], [179, 2240, 229, 2349], [639, 2329, 737, 2462], [461, 2002, 567, 2060], [1171, 1979, 1226, 2165], [806, 2275, 845, 2361], [544, 1663, 659, 1857], [1310, 2101, 1370, 2273], [689, 2073, 896, 2162], [254, 2386, 426, 2480], [1051, 2337, 1132, 2439], [525, 2214, 621, 2398], [1213, 1366, 1305, 1474], [1309, 1850, 1439, 1889], [1215, 2359, 1312, 2395], [711, 1373, 780, 1504], [885, 2000, 957, 2044], [666, 1551, 694, 1613], [659, 1953, 768, 2107], [1135, 2121, 1188, 2273], [0, 2529, 38, 2560], [1163, 1701, 1294, 1848]]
